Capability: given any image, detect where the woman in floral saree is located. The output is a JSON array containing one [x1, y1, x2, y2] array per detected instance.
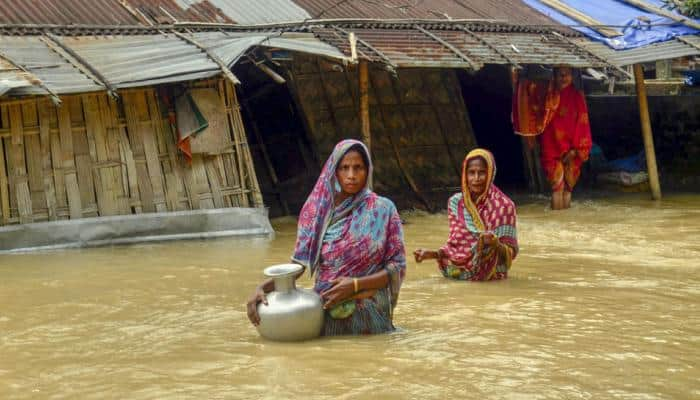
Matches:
[[414, 149, 518, 281], [247, 139, 406, 335]]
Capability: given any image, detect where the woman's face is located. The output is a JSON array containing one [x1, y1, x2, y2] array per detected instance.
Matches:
[[555, 67, 573, 90], [335, 150, 367, 196], [466, 157, 488, 197]]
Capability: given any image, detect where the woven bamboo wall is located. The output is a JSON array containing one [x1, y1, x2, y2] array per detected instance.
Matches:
[[286, 55, 477, 210], [0, 80, 262, 226]]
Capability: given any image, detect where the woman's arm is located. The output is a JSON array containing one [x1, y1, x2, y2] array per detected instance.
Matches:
[[246, 266, 305, 326], [414, 249, 442, 262], [320, 270, 390, 309]]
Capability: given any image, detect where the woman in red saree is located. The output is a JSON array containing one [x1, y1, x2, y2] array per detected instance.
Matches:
[[413, 149, 518, 281], [539, 67, 592, 210]]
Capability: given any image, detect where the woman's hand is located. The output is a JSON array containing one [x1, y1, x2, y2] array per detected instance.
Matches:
[[479, 232, 500, 254], [562, 149, 577, 165], [246, 287, 268, 326], [413, 249, 439, 263], [320, 277, 355, 310], [481, 232, 496, 247]]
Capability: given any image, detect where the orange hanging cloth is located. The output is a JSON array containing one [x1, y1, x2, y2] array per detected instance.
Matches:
[[511, 76, 559, 136]]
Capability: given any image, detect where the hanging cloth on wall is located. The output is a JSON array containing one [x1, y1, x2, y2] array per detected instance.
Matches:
[[175, 89, 231, 156], [511, 77, 559, 137], [175, 91, 209, 160]]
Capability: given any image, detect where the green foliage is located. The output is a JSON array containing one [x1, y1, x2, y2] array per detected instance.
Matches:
[[663, 0, 700, 18]]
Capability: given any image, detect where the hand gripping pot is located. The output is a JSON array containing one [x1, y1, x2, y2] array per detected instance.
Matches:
[[256, 263, 324, 341]]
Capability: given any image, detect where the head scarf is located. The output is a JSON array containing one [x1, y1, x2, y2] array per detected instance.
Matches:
[[461, 148, 497, 233], [292, 139, 372, 275]]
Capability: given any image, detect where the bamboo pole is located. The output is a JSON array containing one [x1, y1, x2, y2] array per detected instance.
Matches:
[[633, 64, 662, 200], [359, 60, 371, 150], [0, 138, 9, 224], [235, 108, 264, 207], [223, 82, 249, 207], [226, 81, 263, 207]]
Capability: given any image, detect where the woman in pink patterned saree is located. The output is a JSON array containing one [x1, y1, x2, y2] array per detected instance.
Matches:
[[414, 149, 518, 281], [247, 139, 406, 335]]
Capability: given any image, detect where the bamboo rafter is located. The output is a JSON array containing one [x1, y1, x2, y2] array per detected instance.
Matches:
[[414, 25, 481, 70], [0, 50, 61, 104], [41, 33, 118, 97], [331, 25, 397, 68]]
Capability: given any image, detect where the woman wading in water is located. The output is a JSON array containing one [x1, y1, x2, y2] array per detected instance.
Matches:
[[247, 139, 406, 335], [414, 149, 518, 281]]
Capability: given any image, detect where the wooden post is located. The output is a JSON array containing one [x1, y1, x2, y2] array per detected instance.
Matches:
[[633, 64, 662, 200], [359, 60, 371, 150]]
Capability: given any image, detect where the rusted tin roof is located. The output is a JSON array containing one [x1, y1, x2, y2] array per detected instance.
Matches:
[[0, 0, 235, 25], [0, 0, 140, 25], [0, 0, 309, 25], [293, 0, 557, 25], [313, 22, 605, 69], [0, 0, 558, 26], [114, 1, 236, 24]]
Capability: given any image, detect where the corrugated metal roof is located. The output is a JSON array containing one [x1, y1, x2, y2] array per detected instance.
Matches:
[[0, 0, 140, 25], [574, 35, 700, 67], [292, 0, 559, 25], [0, 0, 309, 25], [0, 0, 563, 26], [191, 31, 346, 65], [0, 31, 348, 97], [201, 0, 311, 24], [0, 59, 33, 96], [59, 34, 222, 88], [0, 36, 103, 95], [313, 24, 606, 68], [126, 0, 235, 24], [0, 0, 232, 25], [680, 34, 700, 49]]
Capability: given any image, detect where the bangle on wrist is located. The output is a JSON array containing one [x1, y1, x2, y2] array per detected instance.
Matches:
[[353, 278, 359, 293]]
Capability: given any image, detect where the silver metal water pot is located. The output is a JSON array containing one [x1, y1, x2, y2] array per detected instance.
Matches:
[[256, 263, 324, 341]]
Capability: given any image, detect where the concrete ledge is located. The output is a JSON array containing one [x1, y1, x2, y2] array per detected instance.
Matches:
[[0, 207, 273, 253]]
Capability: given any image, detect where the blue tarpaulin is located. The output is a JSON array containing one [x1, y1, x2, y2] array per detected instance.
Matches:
[[523, 0, 699, 49]]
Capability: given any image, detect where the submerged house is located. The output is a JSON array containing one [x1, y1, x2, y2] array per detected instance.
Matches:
[[1, 0, 696, 251]]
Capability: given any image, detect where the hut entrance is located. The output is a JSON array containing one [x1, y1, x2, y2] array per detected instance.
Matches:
[[457, 65, 528, 191], [233, 59, 319, 218]]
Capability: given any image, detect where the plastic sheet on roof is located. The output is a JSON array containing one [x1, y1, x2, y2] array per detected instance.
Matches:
[[523, 0, 699, 49]]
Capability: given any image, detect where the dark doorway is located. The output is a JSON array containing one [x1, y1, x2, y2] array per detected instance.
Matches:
[[233, 59, 319, 217], [457, 65, 527, 191]]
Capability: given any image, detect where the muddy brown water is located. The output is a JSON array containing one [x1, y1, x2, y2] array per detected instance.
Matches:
[[1, 194, 699, 399]]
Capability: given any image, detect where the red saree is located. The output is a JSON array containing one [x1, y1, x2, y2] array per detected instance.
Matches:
[[539, 84, 592, 192], [437, 149, 518, 281]]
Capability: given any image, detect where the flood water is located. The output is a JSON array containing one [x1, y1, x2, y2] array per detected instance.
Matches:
[[1, 194, 699, 399]]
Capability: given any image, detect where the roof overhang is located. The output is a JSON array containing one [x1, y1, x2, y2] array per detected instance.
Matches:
[[0, 20, 654, 98]]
